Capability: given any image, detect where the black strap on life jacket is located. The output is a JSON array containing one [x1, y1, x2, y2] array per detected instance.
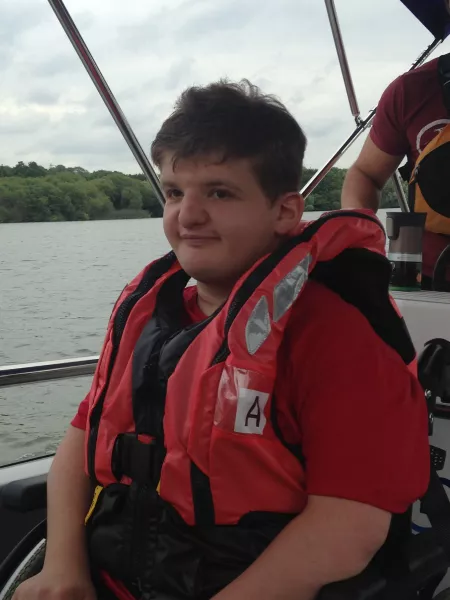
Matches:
[[397, 159, 415, 211], [112, 268, 217, 490], [87, 251, 179, 483], [398, 162, 413, 184]]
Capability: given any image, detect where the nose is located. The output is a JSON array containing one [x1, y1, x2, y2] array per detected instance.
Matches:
[[178, 191, 209, 229]]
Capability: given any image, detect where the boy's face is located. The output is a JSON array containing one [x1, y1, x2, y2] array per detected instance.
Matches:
[[161, 153, 303, 287]]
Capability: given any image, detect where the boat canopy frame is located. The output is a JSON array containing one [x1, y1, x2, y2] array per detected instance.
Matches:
[[304, 0, 447, 210], [47, 0, 449, 211]]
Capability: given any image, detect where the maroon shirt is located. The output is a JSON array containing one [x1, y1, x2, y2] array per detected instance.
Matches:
[[370, 57, 450, 278]]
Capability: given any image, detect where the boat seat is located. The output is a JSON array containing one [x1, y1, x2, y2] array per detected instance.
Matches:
[[0, 474, 47, 512]]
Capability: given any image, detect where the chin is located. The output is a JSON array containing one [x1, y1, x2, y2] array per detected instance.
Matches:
[[179, 264, 216, 282], [176, 249, 254, 287], [177, 259, 224, 284]]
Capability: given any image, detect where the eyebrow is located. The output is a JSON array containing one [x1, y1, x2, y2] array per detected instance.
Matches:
[[203, 180, 243, 193], [160, 179, 243, 193], [160, 179, 177, 189]]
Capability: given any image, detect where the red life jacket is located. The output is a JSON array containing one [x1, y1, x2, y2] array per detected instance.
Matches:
[[85, 210, 416, 599]]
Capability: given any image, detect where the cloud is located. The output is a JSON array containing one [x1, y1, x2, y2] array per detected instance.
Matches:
[[178, 0, 258, 38], [0, 1, 49, 45], [1, 0, 449, 177], [24, 88, 61, 106], [32, 53, 80, 78]]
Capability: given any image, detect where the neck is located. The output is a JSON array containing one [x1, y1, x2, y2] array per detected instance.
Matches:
[[196, 282, 232, 316]]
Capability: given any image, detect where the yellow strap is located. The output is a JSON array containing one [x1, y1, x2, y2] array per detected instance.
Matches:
[[85, 485, 103, 525], [84, 481, 160, 526]]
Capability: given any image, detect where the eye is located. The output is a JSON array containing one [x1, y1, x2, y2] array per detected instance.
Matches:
[[211, 188, 234, 200], [165, 188, 183, 201]]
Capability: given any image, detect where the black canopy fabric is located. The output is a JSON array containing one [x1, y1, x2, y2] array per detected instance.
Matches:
[[401, 0, 450, 40]]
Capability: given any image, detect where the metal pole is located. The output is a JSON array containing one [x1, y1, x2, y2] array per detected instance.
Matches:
[[391, 170, 410, 213], [47, 0, 165, 209], [408, 37, 442, 71], [324, 0, 361, 122], [301, 36, 442, 199], [301, 110, 372, 198], [0, 357, 98, 388]]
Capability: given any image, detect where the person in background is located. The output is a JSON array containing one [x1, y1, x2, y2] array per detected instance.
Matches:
[[14, 80, 429, 600], [342, 54, 450, 289]]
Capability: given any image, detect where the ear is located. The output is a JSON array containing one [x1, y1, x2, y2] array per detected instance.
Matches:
[[274, 192, 305, 235]]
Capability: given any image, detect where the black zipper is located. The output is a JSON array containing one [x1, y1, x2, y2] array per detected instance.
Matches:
[[132, 483, 160, 599], [131, 483, 147, 586]]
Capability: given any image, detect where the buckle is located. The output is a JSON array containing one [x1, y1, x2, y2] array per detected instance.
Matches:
[[112, 433, 157, 485]]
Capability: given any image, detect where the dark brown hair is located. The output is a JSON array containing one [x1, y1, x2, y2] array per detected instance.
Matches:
[[151, 79, 306, 201]]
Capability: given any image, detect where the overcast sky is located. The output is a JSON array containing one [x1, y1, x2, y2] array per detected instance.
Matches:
[[2, 0, 450, 175]]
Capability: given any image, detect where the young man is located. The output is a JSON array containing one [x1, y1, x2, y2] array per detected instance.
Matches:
[[15, 80, 429, 600], [341, 55, 450, 288]]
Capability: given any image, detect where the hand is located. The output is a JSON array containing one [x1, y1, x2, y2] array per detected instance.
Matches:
[[13, 567, 97, 600]]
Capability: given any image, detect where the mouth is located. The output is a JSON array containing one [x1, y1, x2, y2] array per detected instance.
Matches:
[[180, 236, 220, 246]]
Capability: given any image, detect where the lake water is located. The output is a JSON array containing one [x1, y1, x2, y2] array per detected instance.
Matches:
[[0, 210, 392, 466]]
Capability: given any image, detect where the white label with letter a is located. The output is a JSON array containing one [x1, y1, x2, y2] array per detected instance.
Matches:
[[234, 388, 270, 435]]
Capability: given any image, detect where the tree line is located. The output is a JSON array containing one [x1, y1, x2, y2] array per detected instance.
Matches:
[[300, 167, 403, 212], [0, 162, 401, 223], [0, 162, 162, 223]]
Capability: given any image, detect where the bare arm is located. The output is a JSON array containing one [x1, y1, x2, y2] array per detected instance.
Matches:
[[44, 425, 92, 572], [341, 136, 404, 212], [15, 426, 95, 600], [213, 495, 390, 600]]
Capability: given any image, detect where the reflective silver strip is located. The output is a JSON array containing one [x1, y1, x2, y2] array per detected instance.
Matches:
[[273, 254, 312, 323], [388, 252, 422, 263], [245, 295, 271, 355]]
